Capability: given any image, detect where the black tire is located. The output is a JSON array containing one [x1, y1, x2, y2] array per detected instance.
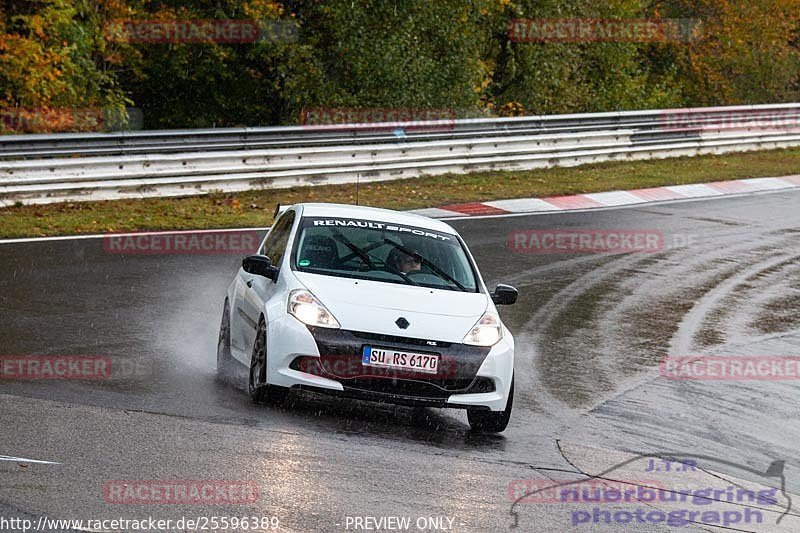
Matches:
[[467, 375, 513, 433], [248, 318, 288, 404], [216, 300, 233, 375]]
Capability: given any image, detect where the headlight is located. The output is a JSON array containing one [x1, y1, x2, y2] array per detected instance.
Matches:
[[463, 312, 503, 346], [288, 289, 340, 328]]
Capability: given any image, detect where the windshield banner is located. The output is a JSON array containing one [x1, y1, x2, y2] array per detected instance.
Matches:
[[305, 217, 455, 243]]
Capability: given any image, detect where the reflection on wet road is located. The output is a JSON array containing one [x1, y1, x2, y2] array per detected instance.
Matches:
[[1, 190, 799, 531]]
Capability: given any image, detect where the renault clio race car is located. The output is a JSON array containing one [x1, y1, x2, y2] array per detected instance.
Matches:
[[217, 203, 518, 432]]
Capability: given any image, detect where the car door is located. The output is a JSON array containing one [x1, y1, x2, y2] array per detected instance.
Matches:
[[236, 210, 296, 354], [230, 228, 270, 355]]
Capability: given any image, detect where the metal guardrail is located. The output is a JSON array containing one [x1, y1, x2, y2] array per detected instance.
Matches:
[[2, 103, 799, 206]]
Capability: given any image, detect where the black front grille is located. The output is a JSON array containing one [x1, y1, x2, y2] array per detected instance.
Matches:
[[290, 355, 476, 398], [342, 378, 475, 399], [300, 327, 493, 397]]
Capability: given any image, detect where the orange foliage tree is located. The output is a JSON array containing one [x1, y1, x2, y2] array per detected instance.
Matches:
[[663, 0, 800, 105], [0, 0, 132, 132]]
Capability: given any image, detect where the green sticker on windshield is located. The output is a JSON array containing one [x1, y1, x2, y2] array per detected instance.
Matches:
[[298, 259, 311, 266]]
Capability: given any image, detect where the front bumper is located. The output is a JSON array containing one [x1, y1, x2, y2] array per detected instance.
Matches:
[[266, 315, 513, 411]]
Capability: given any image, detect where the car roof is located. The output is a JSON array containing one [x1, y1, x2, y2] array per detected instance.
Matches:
[[292, 203, 459, 235]]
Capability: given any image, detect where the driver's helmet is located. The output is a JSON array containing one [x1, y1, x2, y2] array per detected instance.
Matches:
[[386, 247, 422, 273]]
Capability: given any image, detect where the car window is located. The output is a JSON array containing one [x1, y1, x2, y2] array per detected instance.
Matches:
[[260, 211, 296, 266], [292, 216, 479, 292]]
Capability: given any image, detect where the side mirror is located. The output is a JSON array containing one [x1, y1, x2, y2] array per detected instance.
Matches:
[[242, 255, 279, 283], [492, 284, 518, 305]]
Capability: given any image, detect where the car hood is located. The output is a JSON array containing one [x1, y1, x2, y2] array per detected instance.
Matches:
[[294, 272, 489, 343]]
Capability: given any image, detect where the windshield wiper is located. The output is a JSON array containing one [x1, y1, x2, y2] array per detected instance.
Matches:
[[331, 230, 375, 270], [383, 238, 468, 292]]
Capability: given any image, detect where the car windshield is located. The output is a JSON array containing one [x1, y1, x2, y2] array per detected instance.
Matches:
[[292, 216, 479, 292]]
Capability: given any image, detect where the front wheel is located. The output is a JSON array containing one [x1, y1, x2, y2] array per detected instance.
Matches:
[[467, 376, 513, 433], [217, 300, 233, 375], [249, 318, 289, 404]]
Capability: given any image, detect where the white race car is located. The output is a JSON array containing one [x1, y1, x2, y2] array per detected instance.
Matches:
[[217, 203, 518, 432]]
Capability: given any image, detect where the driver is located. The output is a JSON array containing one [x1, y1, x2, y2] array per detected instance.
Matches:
[[387, 248, 422, 274]]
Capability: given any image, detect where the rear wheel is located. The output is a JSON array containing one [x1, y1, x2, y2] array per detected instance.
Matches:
[[467, 376, 513, 433], [248, 318, 288, 404]]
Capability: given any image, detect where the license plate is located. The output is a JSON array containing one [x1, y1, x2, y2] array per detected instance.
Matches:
[[362, 346, 440, 374]]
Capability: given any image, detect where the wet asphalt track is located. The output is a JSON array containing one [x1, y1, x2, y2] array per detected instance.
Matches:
[[1, 189, 800, 532]]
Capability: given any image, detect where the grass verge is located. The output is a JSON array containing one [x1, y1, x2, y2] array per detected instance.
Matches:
[[1, 147, 799, 239]]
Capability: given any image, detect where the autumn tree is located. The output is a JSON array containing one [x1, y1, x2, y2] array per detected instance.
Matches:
[[489, 0, 686, 115], [660, 0, 800, 105], [0, 0, 132, 132]]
